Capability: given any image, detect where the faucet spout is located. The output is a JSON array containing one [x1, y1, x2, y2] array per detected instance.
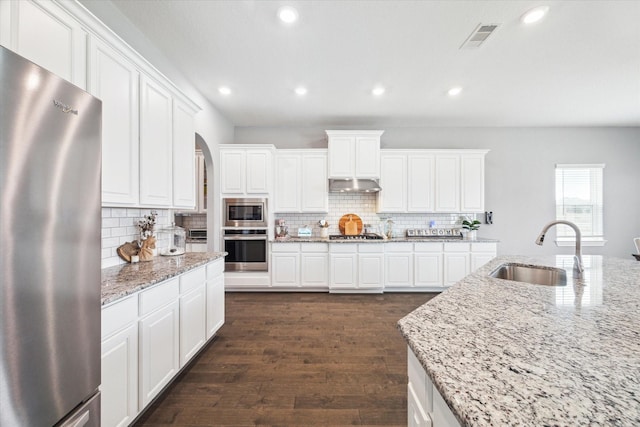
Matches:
[[535, 220, 584, 275]]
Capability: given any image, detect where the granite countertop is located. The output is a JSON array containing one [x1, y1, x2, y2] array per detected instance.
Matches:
[[398, 255, 640, 426], [101, 252, 226, 306], [271, 237, 499, 243]]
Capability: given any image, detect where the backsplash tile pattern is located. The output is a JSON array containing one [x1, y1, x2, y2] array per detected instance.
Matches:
[[276, 193, 477, 237], [101, 208, 171, 268], [175, 213, 207, 230]]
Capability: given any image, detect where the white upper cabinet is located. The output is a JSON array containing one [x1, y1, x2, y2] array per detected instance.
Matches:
[[172, 99, 197, 209], [0, 0, 87, 88], [460, 153, 486, 213], [407, 154, 435, 212], [139, 75, 173, 207], [378, 153, 407, 213], [274, 150, 328, 213], [220, 146, 274, 195], [326, 130, 383, 179], [88, 37, 140, 206], [434, 154, 461, 212]]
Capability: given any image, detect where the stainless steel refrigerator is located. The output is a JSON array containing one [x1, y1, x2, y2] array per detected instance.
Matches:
[[0, 46, 102, 426]]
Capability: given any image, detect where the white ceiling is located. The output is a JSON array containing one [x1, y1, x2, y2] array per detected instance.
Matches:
[[87, 1, 640, 127]]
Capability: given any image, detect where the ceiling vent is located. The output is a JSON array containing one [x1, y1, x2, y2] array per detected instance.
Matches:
[[460, 23, 500, 49]]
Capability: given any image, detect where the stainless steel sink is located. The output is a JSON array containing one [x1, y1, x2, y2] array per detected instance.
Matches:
[[489, 263, 567, 286]]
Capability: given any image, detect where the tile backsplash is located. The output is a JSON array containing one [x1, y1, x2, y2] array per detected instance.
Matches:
[[175, 213, 207, 230], [276, 193, 477, 237], [101, 208, 171, 268]]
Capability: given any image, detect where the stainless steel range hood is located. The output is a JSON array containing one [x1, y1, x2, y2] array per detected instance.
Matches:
[[329, 178, 382, 193]]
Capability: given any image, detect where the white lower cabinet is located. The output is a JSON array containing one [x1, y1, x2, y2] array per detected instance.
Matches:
[[100, 259, 224, 425], [471, 242, 498, 271], [101, 296, 138, 427], [385, 243, 414, 289], [179, 267, 206, 367], [408, 347, 460, 427], [139, 282, 180, 408], [414, 243, 444, 289], [186, 242, 208, 253], [271, 243, 329, 289], [206, 260, 225, 339], [329, 244, 384, 292], [443, 243, 470, 286]]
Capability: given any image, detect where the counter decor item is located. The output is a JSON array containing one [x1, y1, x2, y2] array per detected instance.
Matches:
[[157, 223, 186, 256], [339, 214, 363, 235], [137, 210, 157, 260], [317, 220, 330, 238], [462, 218, 481, 240], [297, 226, 312, 238], [116, 241, 140, 263], [275, 219, 289, 240]]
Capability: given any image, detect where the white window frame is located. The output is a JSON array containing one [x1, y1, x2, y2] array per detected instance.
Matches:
[[555, 164, 606, 247]]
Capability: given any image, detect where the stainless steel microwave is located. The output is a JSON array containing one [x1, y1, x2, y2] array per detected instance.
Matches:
[[223, 198, 268, 227]]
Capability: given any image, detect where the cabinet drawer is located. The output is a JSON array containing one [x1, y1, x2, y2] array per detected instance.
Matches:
[[102, 295, 138, 338], [301, 243, 328, 253], [414, 242, 443, 253], [139, 278, 179, 316], [444, 242, 470, 252], [180, 266, 206, 294], [359, 244, 385, 253], [206, 259, 225, 278], [272, 243, 300, 252], [385, 242, 413, 253], [329, 243, 358, 253], [471, 242, 497, 253]]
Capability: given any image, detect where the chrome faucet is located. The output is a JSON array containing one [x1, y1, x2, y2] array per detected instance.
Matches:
[[535, 220, 584, 275]]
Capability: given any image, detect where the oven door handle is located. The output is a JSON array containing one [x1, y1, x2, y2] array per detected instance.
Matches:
[[223, 236, 268, 241]]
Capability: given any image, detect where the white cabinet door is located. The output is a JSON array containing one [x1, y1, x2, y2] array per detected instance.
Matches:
[[101, 323, 138, 427], [301, 253, 329, 288], [246, 149, 271, 194], [444, 253, 469, 286], [408, 154, 435, 212], [179, 285, 206, 367], [301, 153, 329, 213], [327, 136, 355, 178], [408, 383, 432, 427], [274, 153, 300, 212], [88, 38, 140, 206], [415, 253, 444, 288], [172, 99, 196, 209], [2, 0, 87, 88], [271, 253, 300, 287], [139, 299, 180, 407], [220, 149, 245, 194], [329, 253, 358, 290], [358, 253, 384, 289], [139, 75, 173, 206], [206, 260, 225, 339], [355, 136, 381, 178], [385, 253, 414, 288], [378, 154, 407, 213], [471, 242, 497, 271], [461, 153, 485, 212], [435, 154, 460, 212]]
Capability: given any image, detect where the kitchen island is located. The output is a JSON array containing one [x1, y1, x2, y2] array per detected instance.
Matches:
[[398, 255, 640, 426]]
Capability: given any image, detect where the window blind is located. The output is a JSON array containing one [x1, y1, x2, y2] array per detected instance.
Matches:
[[555, 164, 604, 239]]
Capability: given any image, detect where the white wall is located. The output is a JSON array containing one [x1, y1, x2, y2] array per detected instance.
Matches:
[[235, 126, 640, 258]]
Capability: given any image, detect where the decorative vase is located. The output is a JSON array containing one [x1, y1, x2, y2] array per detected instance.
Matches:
[[468, 230, 478, 241], [320, 228, 329, 238]]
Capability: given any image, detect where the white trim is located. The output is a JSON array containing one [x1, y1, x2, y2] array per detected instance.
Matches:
[[555, 238, 607, 247]]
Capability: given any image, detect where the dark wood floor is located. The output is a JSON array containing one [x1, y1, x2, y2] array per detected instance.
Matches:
[[135, 292, 435, 427]]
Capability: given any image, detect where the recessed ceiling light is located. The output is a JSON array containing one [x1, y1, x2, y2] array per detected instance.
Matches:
[[218, 86, 231, 96], [448, 86, 463, 97], [372, 86, 385, 96], [521, 6, 549, 24], [295, 86, 307, 96], [278, 6, 299, 24]]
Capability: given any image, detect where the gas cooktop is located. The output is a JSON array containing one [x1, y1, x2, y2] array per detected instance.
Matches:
[[329, 233, 383, 240]]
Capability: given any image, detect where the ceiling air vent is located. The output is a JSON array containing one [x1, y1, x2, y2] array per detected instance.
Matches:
[[460, 23, 500, 49]]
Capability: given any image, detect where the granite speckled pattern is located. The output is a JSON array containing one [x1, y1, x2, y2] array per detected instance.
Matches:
[[101, 252, 226, 306], [271, 237, 498, 243], [398, 255, 640, 426]]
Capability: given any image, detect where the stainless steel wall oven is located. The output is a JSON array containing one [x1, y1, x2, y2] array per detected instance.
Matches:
[[223, 229, 268, 271]]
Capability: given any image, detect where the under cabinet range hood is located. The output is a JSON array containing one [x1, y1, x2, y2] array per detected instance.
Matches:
[[329, 178, 382, 193]]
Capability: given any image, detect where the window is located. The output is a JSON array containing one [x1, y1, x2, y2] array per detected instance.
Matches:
[[555, 164, 605, 246]]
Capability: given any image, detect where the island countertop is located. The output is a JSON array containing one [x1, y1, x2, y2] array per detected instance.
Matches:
[[398, 255, 640, 426], [101, 252, 226, 306]]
